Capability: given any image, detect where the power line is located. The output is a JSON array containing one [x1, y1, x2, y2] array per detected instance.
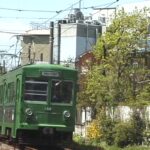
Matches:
[[0, 16, 52, 20], [0, 0, 120, 69], [91, 0, 118, 17], [0, 1, 118, 13], [33, 0, 119, 28], [0, 30, 24, 34], [0, 1, 119, 23], [42, 0, 84, 24], [0, 45, 11, 47], [0, 7, 57, 13]]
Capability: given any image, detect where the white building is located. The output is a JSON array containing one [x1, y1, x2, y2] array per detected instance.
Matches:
[[20, 9, 102, 66], [91, 1, 150, 27], [53, 23, 101, 65]]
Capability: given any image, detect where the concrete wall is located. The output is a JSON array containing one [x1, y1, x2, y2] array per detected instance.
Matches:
[[21, 35, 49, 65], [75, 106, 150, 137], [21, 23, 102, 66]]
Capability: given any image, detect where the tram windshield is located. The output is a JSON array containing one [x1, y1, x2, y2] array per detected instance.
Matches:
[[24, 77, 48, 101], [51, 80, 73, 103]]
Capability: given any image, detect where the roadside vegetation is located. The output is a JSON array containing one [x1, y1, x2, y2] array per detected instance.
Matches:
[[76, 7, 150, 150]]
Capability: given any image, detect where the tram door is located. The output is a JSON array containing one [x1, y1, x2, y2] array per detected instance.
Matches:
[[13, 75, 22, 137]]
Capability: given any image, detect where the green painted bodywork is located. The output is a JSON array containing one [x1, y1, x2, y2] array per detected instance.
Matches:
[[0, 64, 78, 138]]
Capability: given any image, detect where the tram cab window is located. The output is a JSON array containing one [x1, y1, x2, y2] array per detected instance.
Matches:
[[51, 80, 73, 103], [24, 77, 48, 101]]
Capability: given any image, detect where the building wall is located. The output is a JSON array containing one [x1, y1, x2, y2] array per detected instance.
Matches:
[[76, 23, 101, 59], [60, 36, 76, 63], [76, 37, 95, 58], [75, 106, 150, 137], [21, 23, 102, 66], [21, 35, 49, 65], [54, 23, 101, 64]]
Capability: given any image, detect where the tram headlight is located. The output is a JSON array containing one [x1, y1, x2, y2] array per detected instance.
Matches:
[[63, 110, 71, 118], [25, 108, 33, 116]]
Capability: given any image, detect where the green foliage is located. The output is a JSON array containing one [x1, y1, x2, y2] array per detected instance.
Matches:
[[98, 112, 116, 146], [130, 110, 146, 145], [114, 122, 135, 147], [101, 119, 115, 145], [93, 8, 150, 105], [136, 85, 150, 105], [73, 134, 85, 144], [102, 145, 150, 150], [113, 110, 146, 148], [77, 7, 150, 110], [77, 7, 150, 149], [143, 130, 150, 146]]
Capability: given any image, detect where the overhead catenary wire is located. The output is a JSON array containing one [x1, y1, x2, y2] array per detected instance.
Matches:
[[0, 1, 118, 13], [0, 0, 119, 29], [0, 0, 120, 70], [0, 7, 57, 13], [42, 0, 84, 25], [0, 2, 116, 21], [0, 30, 24, 34], [90, 0, 119, 17], [2, 1, 118, 65], [0, 16, 54, 20], [32, 0, 119, 29]]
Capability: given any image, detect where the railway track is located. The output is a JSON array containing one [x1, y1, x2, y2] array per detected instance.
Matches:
[[0, 142, 72, 150], [0, 142, 18, 150], [24, 147, 37, 150], [0, 143, 38, 150]]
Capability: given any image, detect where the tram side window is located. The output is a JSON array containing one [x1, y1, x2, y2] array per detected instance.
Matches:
[[0, 85, 3, 104], [7, 82, 15, 103], [24, 77, 48, 101], [51, 80, 73, 103]]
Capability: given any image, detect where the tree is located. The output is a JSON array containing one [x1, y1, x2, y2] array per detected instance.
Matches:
[[78, 8, 150, 110], [130, 109, 146, 145], [77, 8, 150, 145]]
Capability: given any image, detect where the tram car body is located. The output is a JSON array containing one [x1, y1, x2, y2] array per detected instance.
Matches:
[[0, 64, 78, 146]]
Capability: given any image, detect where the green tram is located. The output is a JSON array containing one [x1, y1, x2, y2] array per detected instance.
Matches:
[[0, 64, 78, 147]]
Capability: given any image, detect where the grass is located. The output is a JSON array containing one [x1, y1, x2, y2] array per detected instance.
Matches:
[[106, 146, 150, 150], [67, 142, 150, 150], [71, 135, 150, 150], [100, 143, 150, 150]]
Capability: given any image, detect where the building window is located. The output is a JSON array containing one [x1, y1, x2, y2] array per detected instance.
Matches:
[[40, 53, 43, 61]]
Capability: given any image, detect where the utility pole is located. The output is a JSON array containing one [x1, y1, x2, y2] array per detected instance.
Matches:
[[49, 21, 54, 64], [3, 60, 5, 73], [28, 44, 31, 63], [57, 22, 61, 64], [79, 0, 82, 9], [0, 51, 17, 72]]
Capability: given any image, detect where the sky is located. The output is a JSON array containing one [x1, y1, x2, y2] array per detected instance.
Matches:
[[0, 0, 149, 67]]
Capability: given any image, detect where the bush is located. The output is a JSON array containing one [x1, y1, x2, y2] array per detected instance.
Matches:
[[73, 134, 85, 144], [114, 122, 134, 148], [130, 110, 145, 145], [86, 120, 102, 141], [100, 117, 116, 145], [113, 109, 146, 148], [143, 130, 150, 146]]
